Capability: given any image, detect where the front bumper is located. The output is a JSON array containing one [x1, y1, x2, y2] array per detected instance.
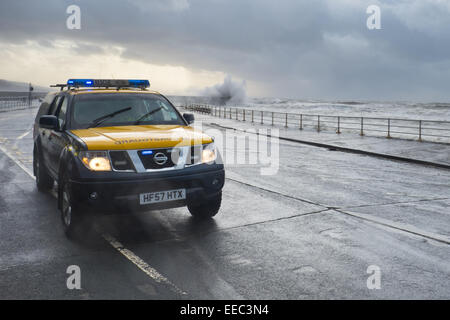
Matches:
[[70, 168, 225, 212]]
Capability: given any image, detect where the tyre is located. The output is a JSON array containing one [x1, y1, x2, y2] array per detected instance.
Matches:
[[187, 191, 222, 219], [34, 147, 53, 192], [59, 172, 84, 238]]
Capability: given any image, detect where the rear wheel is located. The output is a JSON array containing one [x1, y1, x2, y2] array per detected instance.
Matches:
[[60, 173, 84, 238], [34, 148, 53, 192], [187, 192, 222, 219]]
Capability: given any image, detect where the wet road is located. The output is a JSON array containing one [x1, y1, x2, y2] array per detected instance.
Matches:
[[0, 108, 449, 299]]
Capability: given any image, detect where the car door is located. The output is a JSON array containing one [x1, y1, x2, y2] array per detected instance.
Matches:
[[47, 95, 70, 175]]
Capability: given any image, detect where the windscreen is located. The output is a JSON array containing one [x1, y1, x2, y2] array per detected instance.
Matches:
[[70, 93, 185, 129]]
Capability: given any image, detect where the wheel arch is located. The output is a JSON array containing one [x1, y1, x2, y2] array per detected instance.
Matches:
[[57, 147, 77, 210]]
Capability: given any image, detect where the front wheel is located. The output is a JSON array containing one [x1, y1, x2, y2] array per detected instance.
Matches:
[[34, 148, 53, 192], [187, 192, 222, 219], [59, 173, 84, 238]]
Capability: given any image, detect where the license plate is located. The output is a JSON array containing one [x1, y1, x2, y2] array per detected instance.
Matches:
[[139, 189, 186, 205]]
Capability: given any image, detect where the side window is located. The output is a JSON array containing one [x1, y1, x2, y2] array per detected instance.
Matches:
[[36, 93, 56, 119], [48, 96, 62, 115], [56, 97, 68, 129]]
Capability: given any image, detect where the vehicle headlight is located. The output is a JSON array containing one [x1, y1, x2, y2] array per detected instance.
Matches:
[[79, 151, 112, 171], [201, 143, 217, 163]]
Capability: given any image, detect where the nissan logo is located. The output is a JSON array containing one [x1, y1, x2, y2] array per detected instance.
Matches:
[[153, 152, 168, 165]]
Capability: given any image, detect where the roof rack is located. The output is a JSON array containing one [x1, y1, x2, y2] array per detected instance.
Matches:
[[50, 84, 69, 91], [50, 79, 150, 91]]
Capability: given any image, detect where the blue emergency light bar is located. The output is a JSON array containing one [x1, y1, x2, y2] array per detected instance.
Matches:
[[66, 79, 150, 88]]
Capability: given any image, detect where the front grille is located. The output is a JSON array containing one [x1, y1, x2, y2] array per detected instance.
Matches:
[[138, 148, 180, 170], [110, 151, 134, 171]]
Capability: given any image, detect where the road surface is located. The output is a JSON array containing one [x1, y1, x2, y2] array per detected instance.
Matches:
[[0, 107, 449, 299]]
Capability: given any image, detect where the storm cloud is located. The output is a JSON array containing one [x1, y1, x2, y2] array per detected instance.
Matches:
[[0, 0, 449, 101]]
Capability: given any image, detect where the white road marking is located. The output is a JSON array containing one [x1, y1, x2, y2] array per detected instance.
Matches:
[[0, 142, 187, 296], [16, 129, 31, 140], [0, 143, 35, 178], [101, 232, 187, 296]]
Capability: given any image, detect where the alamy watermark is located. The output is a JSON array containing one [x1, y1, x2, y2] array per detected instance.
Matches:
[[66, 5, 81, 30], [366, 5, 381, 30], [66, 265, 81, 290], [188, 122, 280, 176], [366, 265, 381, 289]]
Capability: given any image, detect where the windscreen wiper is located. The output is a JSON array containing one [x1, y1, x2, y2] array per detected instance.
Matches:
[[88, 107, 132, 128], [133, 107, 163, 125]]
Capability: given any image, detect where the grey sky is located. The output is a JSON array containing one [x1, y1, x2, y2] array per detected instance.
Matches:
[[0, 0, 449, 101]]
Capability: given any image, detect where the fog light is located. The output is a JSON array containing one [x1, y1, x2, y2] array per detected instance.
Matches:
[[89, 192, 98, 200]]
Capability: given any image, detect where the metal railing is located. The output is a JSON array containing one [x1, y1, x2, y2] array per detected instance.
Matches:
[[0, 96, 39, 112], [184, 104, 450, 143]]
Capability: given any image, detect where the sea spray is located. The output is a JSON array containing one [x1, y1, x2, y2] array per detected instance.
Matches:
[[201, 75, 246, 105]]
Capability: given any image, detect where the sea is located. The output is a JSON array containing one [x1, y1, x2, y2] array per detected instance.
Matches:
[[169, 96, 450, 122]]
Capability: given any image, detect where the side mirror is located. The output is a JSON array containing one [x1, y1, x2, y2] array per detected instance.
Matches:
[[39, 115, 59, 130], [183, 113, 195, 125]]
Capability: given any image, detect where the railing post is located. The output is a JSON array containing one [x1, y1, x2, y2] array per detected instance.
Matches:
[[28, 87, 32, 107], [299, 114, 303, 130], [387, 119, 391, 138], [243, 109, 246, 121], [360, 117, 364, 136], [272, 112, 274, 126], [419, 120, 422, 141], [317, 115, 320, 132], [261, 111, 264, 124], [236, 108, 238, 120], [252, 110, 254, 123], [285, 113, 288, 128], [337, 116, 341, 134]]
